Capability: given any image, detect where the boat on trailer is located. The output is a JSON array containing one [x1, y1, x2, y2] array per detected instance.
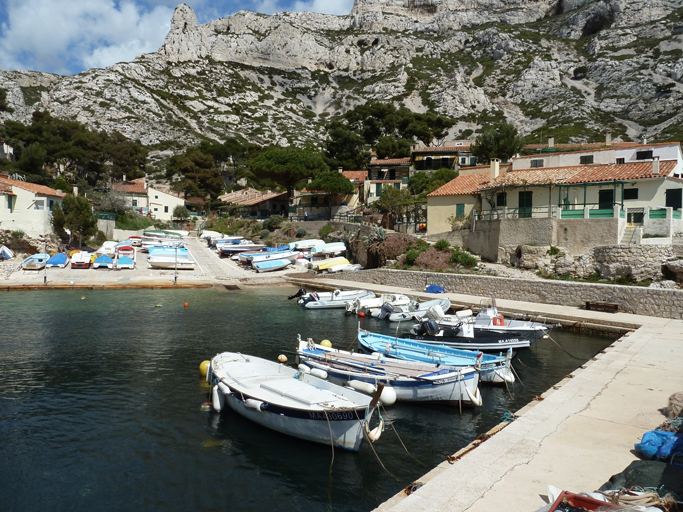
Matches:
[[206, 351, 382, 451], [296, 336, 482, 406], [357, 329, 514, 384]]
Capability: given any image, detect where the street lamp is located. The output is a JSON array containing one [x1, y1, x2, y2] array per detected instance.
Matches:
[[43, 239, 47, 286], [174, 244, 178, 285]]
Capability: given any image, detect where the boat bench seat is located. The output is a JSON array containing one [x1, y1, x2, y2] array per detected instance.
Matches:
[[260, 379, 321, 406]]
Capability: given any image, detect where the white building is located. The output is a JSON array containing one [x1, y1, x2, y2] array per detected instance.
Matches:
[[147, 186, 186, 221], [0, 173, 65, 236]]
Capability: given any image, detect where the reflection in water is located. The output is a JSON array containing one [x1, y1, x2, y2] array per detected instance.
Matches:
[[0, 288, 616, 512]]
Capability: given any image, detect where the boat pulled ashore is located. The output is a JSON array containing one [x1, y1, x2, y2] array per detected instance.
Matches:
[[296, 337, 482, 406], [252, 259, 292, 273], [45, 253, 70, 268], [289, 288, 376, 309], [357, 329, 514, 384], [148, 254, 196, 269], [207, 351, 382, 451], [21, 253, 49, 270], [71, 251, 91, 269]]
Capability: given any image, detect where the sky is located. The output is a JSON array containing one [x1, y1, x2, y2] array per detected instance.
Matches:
[[0, 0, 355, 76]]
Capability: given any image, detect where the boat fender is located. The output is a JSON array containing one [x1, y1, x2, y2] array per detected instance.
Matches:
[[298, 364, 311, 373], [348, 380, 376, 395], [310, 368, 328, 380], [244, 399, 265, 412], [218, 382, 231, 396], [212, 385, 224, 412], [365, 416, 383, 443], [465, 385, 483, 407], [204, 361, 212, 383], [379, 386, 397, 406]]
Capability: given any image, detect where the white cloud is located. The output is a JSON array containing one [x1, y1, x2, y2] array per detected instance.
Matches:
[[0, 0, 173, 75], [249, 0, 354, 15]]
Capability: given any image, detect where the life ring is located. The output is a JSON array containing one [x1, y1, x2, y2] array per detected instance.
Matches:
[[492, 315, 505, 326]]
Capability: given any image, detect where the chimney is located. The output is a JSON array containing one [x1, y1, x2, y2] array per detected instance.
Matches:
[[338, 167, 343, 173], [490, 158, 500, 180], [653, 156, 660, 175], [72, 185, 78, 196], [605, 129, 612, 147], [547, 135, 554, 148], [123, 174, 126, 181]]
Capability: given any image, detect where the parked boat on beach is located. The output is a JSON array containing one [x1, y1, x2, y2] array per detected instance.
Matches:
[[206, 351, 382, 451], [326, 263, 362, 273], [289, 288, 376, 309], [71, 251, 91, 269], [310, 242, 346, 257], [0, 245, 14, 260], [309, 256, 349, 271], [148, 254, 196, 270], [93, 254, 114, 269], [296, 337, 482, 406], [246, 250, 300, 264], [21, 253, 49, 270], [116, 256, 135, 269], [357, 329, 514, 384], [252, 259, 292, 273], [45, 253, 70, 268], [289, 239, 325, 251], [218, 240, 265, 256]]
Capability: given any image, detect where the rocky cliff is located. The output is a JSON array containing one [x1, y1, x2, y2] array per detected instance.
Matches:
[[1, 0, 682, 154]]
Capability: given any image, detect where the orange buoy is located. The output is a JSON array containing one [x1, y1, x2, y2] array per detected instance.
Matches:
[[358, 312, 365, 317], [184, 302, 189, 308]]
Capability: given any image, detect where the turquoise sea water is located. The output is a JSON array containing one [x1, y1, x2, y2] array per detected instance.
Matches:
[[0, 287, 616, 512]]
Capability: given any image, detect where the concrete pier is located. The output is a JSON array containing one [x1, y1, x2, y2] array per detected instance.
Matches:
[[286, 275, 683, 512]]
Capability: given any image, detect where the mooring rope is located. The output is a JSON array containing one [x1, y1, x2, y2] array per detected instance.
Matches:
[[547, 333, 583, 360], [509, 363, 525, 388], [323, 409, 335, 474], [380, 403, 425, 467], [354, 408, 395, 479], [597, 487, 679, 510]]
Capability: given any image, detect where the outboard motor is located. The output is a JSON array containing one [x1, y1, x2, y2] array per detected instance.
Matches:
[[425, 319, 440, 337], [377, 302, 394, 320], [288, 288, 307, 300], [300, 292, 319, 306]]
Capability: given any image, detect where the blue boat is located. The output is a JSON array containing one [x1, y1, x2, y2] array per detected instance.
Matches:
[[252, 259, 292, 273], [357, 329, 514, 384], [93, 254, 114, 269], [116, 256, 135, 269], [265, 245, 289, 252], [46, 253, 69, 268]]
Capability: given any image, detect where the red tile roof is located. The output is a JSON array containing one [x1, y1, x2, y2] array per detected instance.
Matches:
[[428, 173, 493, 197], [219, 188, 287, 206], [112, 180, 147, 195], [342, 171, 368, 183], [0, 182, 15, 194], [413, 144, 471, 153], [429, 160, 677, 197], [0, 175, 65, 197], [368, 157, 411, 166], [523, 141, 680, 151]]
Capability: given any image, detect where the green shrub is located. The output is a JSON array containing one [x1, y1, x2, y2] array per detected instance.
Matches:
[[93, 230, 107, 245], [251, 223, 263, 235], [296, 227, 307, 238], [263, 214, 284, 231], [547, 246, 561, 256], [450, 247, 478, 268], [260, 229, 270, 239], [434, 239, 450, 251], [319, 225, 332, 239], [11, 230, 25, 238], [405, 249, 420, 266]]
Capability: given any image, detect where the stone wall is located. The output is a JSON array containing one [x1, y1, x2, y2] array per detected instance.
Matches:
[[325, 269, 683, 319], [592, 245, 675, 281]]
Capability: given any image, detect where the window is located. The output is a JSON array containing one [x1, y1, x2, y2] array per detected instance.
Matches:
[[310, 196, 318, 206], [636, 150, 653, 160], [460, 157, 467, 165], [579, 155, 594, 165], [155, 195, 158, 199], [455, 204, 465, 218], [48, 199, 54, 211], [530, 159, 544, 168], [441, 156, 449, 167], [616, 158, 625, 165], [623, 188, 638, 200], [34, 200, 44, 210], [425, 157, 433, 170], [154, 207, 158, 212], [132, 199, 138, 207], [164, 206, 169, 213], [7, 195, 13, 211], [496, 192, 507, 207], [389, 169, 396, 180]]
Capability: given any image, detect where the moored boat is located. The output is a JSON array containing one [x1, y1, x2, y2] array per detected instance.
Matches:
[[296, 337, 482, 406], [207, 351, 382, 451], [357, 329, 514, 384], [374, 298, 452, 322], [346, 293, 412, 315], [289, 288, 376, 309]]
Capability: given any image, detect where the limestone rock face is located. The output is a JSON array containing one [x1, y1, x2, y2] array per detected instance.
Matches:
[[0, 0, 681, 150]]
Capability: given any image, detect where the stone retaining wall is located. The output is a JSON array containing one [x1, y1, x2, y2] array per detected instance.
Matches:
[[325, 269, 683, 319]]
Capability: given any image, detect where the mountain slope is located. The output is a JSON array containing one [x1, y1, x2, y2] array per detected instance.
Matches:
[[1, 0, 682, 149]]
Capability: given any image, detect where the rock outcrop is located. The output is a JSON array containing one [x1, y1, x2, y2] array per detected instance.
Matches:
[[0, 0, 681, 151]]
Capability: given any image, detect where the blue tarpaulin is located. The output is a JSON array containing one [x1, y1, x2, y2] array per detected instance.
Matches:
[[424, 285, 446, 294], [635, 431, 683, 460]]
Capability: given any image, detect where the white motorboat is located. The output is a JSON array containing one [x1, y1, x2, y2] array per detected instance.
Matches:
[[290, 239, 325, 250], [247, 250, 300, 264], [207, 351, 382, 451], [296, 337, 482, 406], [289, 288, 376, 309], [346, 293, 412, 315], [148, 255, 196, 270], [370, 298, 452, 322], [96, 241, 118, 257], [141, 237, 185, 252], [310, 242, 346, 256]]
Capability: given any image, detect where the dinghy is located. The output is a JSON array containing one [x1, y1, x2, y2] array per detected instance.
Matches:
[[346, 293, 412, 315], [370, 298, 452, 322], [310, 242, 346, 256], [93, 254, 114, 269], [0, 245, 14, 260], [357, 329, 514, 384], [116, 255, 135, 269], [296, 336, 482, 406], [309, 257, 349, 271], [218, 240, 265, 256], [71, 251, 91, 269], [207, 351, 382, 451], [289, 239, 325, 250], [289, 288, 376, 309], [148, 254, 196, 269], [252, 259, 292, 273], [45, 253, 70, 268], [21, 253, 49, 270], [247, 250, 300, 264]]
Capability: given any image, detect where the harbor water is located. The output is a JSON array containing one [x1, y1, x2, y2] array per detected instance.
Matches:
[[0, 287, 617, 512]]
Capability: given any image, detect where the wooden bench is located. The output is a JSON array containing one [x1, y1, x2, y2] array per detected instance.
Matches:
[[585, 300, 620, 313]]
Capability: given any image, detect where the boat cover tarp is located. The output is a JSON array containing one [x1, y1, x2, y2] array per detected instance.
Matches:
[[635, 431, 683, 461], [46, 253, 69, 267], [424, 285, 446, 293], [0, 245, 14, 260]]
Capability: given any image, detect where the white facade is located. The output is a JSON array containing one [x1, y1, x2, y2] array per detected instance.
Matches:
[[148, 187, 186, 221], [0, 178, 64, 237]]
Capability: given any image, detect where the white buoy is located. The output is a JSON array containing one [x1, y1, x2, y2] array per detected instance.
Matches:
[[348, 380, 376, 395], [379, 386, 397, 406], [310, 368, 328, 380]]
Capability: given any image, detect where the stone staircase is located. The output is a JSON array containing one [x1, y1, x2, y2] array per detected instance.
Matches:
[[621, 226, 639, 245]]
